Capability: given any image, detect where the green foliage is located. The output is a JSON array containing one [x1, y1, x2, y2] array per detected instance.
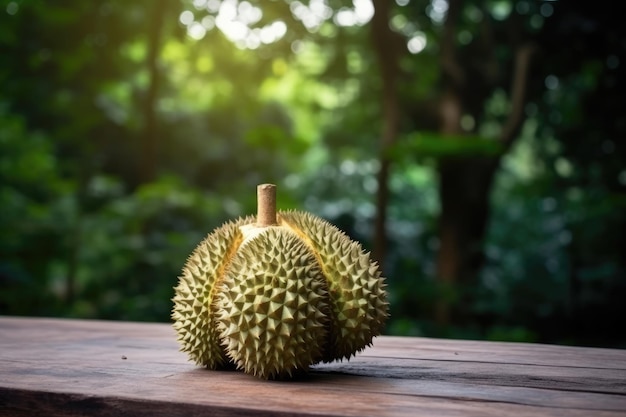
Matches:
[[387, 132, 504, 162], [0, 107, 75, 315], [1, 0, 624, 350], [69, 175, 231, 321]]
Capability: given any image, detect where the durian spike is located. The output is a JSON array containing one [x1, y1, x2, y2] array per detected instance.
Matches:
[[257, 183, 277, 227]]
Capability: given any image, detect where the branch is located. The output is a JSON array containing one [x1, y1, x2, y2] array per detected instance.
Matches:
[[499, 43, 536, 148]]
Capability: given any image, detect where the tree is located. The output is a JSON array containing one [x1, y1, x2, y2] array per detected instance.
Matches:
[[370, 0, 402, 267], [3, 0, 624, 346], [0, 0, 307, 319], [527, 0, 626, 345], [410, 0, 536, 324], [140, 0, 170, 184], [180, 0, 548, 324], [366, 0, 533, 323]]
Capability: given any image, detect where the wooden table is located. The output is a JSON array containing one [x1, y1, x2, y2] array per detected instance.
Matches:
[[0, 316, 624, 416]]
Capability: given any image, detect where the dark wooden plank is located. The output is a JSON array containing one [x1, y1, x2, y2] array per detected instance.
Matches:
[[0, 316, 625, 417], [367, 335, 626, 370]]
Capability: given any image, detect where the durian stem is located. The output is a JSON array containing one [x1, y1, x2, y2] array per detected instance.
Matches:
[[257, 183, 277, 226]]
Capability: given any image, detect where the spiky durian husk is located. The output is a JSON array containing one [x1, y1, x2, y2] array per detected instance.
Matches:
[[172, 209, 388, 379], [171, 215, 254, 368], [279, 211, 389, 362], [216, 227, 329, 379]]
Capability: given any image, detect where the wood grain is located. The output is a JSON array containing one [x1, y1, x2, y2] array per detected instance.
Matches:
[[0, 316, 625, 417]]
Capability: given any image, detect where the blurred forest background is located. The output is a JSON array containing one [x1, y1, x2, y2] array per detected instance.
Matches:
[[1, 0, 625, 348]]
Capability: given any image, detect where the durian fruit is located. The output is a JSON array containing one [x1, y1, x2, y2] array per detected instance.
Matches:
[[172, 184, 388, 379]]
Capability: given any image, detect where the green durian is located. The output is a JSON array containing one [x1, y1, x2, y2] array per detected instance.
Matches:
[[172, 184, 388, 379]]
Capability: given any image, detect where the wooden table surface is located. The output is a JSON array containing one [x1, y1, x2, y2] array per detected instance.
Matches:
[[0, 316, 625, 417]]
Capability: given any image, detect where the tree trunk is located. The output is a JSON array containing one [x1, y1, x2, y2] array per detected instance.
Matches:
[[139, 0, 167, 184], [434, 42, 536, 325], [435, 156, 499, 324], [370, 0, 402, 270]]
